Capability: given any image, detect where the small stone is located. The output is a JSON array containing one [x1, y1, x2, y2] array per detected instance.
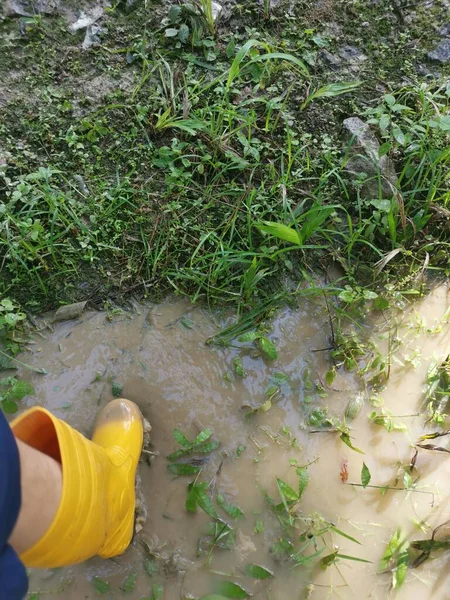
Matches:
[[3, 0, 57, 17], [338, 44, 368, 63], [437, 23, 450, 37], [428, 39, 450, 63], [319, 49, 342, 68]]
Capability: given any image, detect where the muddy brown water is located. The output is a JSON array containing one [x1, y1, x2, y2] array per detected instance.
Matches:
[[14, 286, 450, 599]]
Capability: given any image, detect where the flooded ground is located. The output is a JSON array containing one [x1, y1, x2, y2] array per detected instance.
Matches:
[[15, 285, 450, 599]]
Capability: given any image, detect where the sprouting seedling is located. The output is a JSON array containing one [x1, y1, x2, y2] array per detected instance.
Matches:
[[300, 81, 363, 111], [167, 428, 219, 477]]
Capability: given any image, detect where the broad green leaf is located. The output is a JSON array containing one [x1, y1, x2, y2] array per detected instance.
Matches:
[[168, 463, 201, 476], [186, 484, 198, 513], [238, 331, 258, 342], [144, 557, 159, 577], [276, 477, 298, 508], [217, 494, 244, 519], [122, 573, 136, 593], [379, 528, 404, 571], [2, 398, 18, 414], [92, 577, 110, 594], [227, 39, 263, 88], [8, 379, 34, 401], [173, 428, 190, 447], [392, 125, 406, 145], [168, 4, 181, 21], [321, 550, 339, 568], [340, 432, 365, 454], [393, 554, 408, 589], [361, 463, 371, 488], [325, 368, 335, 385], [298, 205, 335, 243], [226, 37, 236, 58], [253, 519, 264, 533], [186, 482, 218, 518], [233, 357, 247, 377], [178, 23, 189, 43], [249, 52, 309, 76], [168, 439, 219, 461], [296, 467, 309, 498], [257, 221, 301, 245], [301, 81, 362, 110], [259, 336, 278, 360], [180, 315, 194, 329], [151, 583, 164, 600], [214, 581, 249, 598], [164, 27, 179, 37], [378, 141, 392, 157], [194, 428, 213, 445], [244, 564, 274, 579]]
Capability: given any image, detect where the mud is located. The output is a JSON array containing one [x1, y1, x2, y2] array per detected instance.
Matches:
[[15, 286, 450, 599]]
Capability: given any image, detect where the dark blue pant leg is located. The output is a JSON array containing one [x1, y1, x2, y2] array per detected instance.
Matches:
[[0, 411, 28, 599]]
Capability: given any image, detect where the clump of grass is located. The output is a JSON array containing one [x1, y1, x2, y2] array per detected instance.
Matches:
[[0, 2, 448, 322]]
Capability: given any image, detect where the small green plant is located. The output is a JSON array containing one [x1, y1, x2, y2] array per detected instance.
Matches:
[[168, 428, 219, 477], [0, 377, 34, 414]]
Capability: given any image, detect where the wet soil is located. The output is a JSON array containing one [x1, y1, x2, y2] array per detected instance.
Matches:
[[15, 286, 450, 599]]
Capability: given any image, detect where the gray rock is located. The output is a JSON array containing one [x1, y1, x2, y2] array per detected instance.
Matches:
[[319, 49, 342, 68], [3, 0, 58, 16], [437, 23, 450, 37], [428, 39, 450, 62], [342, 117, 398, 199], [338, 45, 368, 63]]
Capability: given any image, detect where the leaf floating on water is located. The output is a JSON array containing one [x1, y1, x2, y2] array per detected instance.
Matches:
[[233, 357, 247, 377], [217, 493, 244, 519], [144, 557, 159, 577], [53, 301, 87, 322], [419, 430, 450, 441], [244, 564, 274, 579], [259, 336, 278, 360], [238, 331, 258, 342], [173, 428, 191, 447], [345, 394, 363, 421], [194, 428, 213, 444], [417, 443, 450, 454], [296, 467, 309, 498], [180, 316, 194, 329], [167, 463, 202, 476], [168, 439, 219, 462], [361, 463, 371, 488], [214, 581, 250, 598], [121, 573, 136, 593], [92, 576, 110, 594], [112, 381, 123, 397], [186, 481, 218, 518], [340, 432, 365, 454], [151, 583, 164, 600]]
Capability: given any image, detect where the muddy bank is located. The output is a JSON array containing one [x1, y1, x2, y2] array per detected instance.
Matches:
[[11, 286, 450, 599]]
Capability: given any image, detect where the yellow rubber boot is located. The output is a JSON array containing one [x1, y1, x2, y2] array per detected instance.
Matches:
[[11, 399, 143, 568]]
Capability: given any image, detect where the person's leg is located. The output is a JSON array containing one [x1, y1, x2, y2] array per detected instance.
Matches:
[[10, 399, 143, 568], [9, 440, 62, 556]]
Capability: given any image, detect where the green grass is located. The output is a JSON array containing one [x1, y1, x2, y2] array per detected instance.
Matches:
[[0, 0, 449, 316]]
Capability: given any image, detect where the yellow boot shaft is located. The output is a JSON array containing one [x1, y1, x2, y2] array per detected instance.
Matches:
[[11, 400, 143, 568]]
